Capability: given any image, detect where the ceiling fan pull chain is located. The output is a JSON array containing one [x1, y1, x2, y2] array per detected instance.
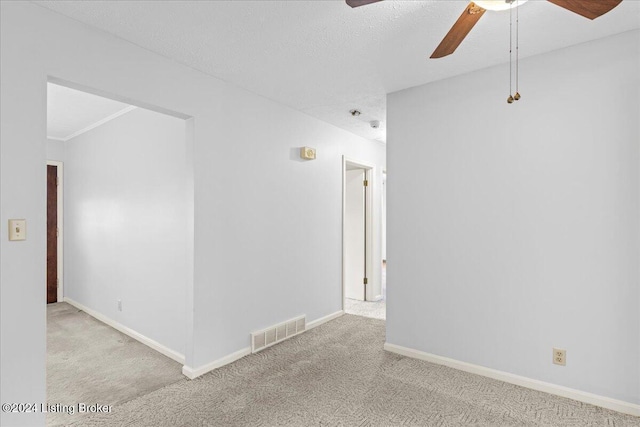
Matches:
[[508, 2, 514, 104], [514, 0, 521, 101]]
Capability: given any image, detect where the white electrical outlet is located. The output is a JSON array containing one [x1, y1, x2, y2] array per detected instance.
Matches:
[[117, 300, 122, 311], [553, 348, 566, 366]]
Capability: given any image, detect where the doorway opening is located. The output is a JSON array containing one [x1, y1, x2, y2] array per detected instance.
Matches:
[[45, 78, 192, 425], [46, 160, 63, 304], [381, 170, 386, 301], [342, 157, 385, 319], [344, 163, 368, 302]]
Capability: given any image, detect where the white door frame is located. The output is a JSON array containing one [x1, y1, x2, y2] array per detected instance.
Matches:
[[342, 156, 375, 309], [46, 160, 64, 303]]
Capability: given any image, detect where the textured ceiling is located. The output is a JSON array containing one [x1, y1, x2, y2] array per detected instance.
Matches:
[[47, 83, 133, 141], [36, 1, 640, 143]]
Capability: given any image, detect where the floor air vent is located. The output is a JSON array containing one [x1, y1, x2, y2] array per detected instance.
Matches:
[[251, 315, 306, 353]]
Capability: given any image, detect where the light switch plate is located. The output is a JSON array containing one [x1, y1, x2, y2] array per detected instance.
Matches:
[[9, 219, 26, 241]]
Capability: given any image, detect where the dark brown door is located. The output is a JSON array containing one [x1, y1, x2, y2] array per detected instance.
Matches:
[[47, 165, 58, 304]]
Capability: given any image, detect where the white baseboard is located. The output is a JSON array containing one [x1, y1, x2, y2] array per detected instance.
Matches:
[[182, 347, 251, 380], [384, 343, 640, 417], [307, 310, 344, 330], [183, 310, 344, 379], [63, 297, 185, 365]]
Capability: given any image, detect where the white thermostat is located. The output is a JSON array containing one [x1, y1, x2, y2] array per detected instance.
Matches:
[[300, 147, 316, 160]]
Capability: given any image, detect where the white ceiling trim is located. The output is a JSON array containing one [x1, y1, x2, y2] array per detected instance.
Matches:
[[50, 105, 137, 142]]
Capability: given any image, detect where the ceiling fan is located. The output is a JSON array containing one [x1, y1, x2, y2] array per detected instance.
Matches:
[[346, 0, 623, 58]]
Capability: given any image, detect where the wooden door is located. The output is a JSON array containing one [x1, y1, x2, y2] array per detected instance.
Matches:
[[47, 165, 57, 304]]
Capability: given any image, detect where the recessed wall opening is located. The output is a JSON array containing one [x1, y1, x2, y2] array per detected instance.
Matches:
[[46, 79, 193, 426]]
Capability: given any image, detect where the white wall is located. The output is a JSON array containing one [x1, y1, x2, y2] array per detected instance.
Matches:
[[192, 98, 386, 368], [46, 139, 65, 161], [387, 30, 639, 405], [0, 3, 385, 425], [63, 107, 187, 355]]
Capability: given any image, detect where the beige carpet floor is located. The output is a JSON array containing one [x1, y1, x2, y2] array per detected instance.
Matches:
[[345, 297, 386, 319], [47, 302, 184, 426], [62, 314, 638, 426]]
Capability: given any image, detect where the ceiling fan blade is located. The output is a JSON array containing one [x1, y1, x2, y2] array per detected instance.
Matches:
[[346, 0, 384, 8], [546, 0, 622, 19], [430, 2, 486, 59]]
